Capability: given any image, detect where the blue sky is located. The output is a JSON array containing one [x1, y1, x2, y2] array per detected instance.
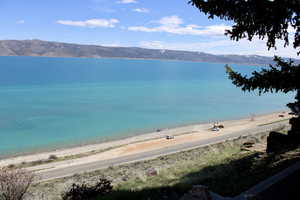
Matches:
[[0, 0, 298, 58]]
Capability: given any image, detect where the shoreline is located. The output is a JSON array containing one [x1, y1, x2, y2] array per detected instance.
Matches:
[[0, 109, 285, 160], [0, 110, 290, 168], [1, 55, 267, 67]]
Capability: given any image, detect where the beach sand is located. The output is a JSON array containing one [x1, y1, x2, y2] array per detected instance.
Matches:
[[0, 111, 291, 172]]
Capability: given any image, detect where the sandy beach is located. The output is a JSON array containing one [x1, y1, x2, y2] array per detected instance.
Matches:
[[0, 111, 291, 173]]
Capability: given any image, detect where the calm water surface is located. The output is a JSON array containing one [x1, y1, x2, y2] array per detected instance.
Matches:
[[0, 56, 293, 155]]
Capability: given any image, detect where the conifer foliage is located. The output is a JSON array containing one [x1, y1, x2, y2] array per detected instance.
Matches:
[[190, 0, 300, 115]]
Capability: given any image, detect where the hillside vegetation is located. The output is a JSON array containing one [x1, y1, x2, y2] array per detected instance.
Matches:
[[0, 39, 290, 65]]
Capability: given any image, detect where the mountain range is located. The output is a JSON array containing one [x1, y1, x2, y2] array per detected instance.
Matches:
[[0, 39, 298, 65]]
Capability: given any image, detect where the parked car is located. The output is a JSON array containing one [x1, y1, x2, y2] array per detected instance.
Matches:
[[211, 127, 220, 132], [166, 135, 174, 140]]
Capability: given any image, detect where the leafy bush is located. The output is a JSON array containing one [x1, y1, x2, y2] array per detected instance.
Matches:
[[62, 178, 113, 200]]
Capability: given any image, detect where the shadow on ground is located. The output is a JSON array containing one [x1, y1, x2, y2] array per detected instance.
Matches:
[[96, 149, 300, 200]]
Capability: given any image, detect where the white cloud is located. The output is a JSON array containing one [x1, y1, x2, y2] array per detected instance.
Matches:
[[139, 39, 299, 59], [288, 26, 296, 35], [57, 18, 119, 28], [133, 8, 149, 13], [128, 15, 231, 36], [158, 16, 183, 26], [16, 20, 25, 24], [118, 0, 137, 4]]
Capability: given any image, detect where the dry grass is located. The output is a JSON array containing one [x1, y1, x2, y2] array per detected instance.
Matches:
[[29, 131, 270, 200], [27, 129, 300, 200]]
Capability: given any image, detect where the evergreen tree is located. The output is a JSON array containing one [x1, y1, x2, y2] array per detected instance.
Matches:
[[190, 0, 299, 111], [190, 0, 300, 151]]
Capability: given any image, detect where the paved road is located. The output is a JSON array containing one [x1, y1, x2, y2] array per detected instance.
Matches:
[[37, 122, 288, 182]]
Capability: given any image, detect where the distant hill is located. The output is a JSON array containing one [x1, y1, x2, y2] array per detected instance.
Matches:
[[0, 39, 298, 65]]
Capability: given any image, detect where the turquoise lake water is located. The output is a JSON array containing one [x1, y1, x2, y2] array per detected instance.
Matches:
[[0, 56, 293, 155]]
